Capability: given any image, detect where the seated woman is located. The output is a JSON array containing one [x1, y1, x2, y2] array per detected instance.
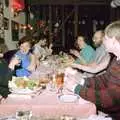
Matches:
[[9, 36, 37, 77], [33, 35, 53, 62], [70, 35, 95, 65], [0, 44, 19, 100]]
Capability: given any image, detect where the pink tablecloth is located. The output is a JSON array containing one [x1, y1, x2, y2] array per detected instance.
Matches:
[[0, 89, 96, 118]]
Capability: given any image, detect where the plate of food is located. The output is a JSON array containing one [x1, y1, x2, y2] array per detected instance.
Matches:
[[9, 76, 41, 94], [58, 94, 80, 103]]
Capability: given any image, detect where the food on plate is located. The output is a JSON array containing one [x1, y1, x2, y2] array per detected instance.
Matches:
[[58, 54, 74, 66], [9, 77, 40, 90], [15, 79, 27, 88], [15, 79, 37, 89], [27, 80, 37, 90]]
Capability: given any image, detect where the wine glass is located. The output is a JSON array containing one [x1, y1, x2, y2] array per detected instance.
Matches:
[[55, 73, 64, 94]]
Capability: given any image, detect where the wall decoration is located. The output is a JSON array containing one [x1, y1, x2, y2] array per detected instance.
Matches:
[[0, 13, 3, 27], [11, 21, 19, 41], [12, 0, 25, 12], [5, 0, 9, 7], [0, 1, 4, 43], [4, 17, 9, 30], [0, 2, 3, 13]]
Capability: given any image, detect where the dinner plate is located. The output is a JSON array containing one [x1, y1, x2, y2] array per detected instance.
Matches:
[[9, 86, 42, 95], [10, 88, 38, 95], [58, 94, 80, 103], [9, 77, 41, 95]]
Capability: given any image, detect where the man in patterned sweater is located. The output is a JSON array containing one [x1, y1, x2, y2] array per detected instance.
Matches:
[[69, 21, 120, 120]]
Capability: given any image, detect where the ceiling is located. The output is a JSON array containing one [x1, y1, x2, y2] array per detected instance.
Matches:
[[29, 0, 111, 5]]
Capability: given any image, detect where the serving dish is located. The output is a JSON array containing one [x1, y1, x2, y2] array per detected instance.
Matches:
[[9, 77, 41, 95], [58, 94, 80, 103]]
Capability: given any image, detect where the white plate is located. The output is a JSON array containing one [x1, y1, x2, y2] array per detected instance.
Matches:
[[58, 94, 80, 103], [9, 86, 42, 95], [9, 77, 41, 95], [10, 88, 34, 94]]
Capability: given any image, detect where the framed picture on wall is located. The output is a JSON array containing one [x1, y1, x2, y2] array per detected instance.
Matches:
[[0, 2, 3, 13], [0, 38, 4, 43], [20, 24, 24, 33], [11, 21, 19, 41], [0, 29, 4, 43], [4, 17, 9, 30], [0, 13, 3, 28], [5, 0, 9, 7]]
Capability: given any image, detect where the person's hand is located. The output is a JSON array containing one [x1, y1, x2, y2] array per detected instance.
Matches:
[[73, 51, 80, 57], [70, 49, 75, 54], [9, 57, 21, 70], [36, 59, 40, 68], [70, 49, 79, 57], [49, 43, 53, 49], [11, 57, 21, 66], [0, 53, 3, 58]]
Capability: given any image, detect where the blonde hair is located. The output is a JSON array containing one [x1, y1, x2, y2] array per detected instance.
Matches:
[[105, 20, 120, 40]]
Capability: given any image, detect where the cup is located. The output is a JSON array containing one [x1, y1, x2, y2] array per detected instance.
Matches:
[[16, 110, 32, 120], [55, 73, 64, 93], [56, 73, 64, 88], [48, 74, 57, 92], [14, 55, 21, 66]]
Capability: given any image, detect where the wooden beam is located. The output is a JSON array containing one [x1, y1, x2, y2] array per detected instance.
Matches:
[[74, 5, 78, 38], [29, 0, 111, 5]]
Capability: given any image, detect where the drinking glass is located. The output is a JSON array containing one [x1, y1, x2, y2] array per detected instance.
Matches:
[[16, 110, 32, 120], [48, 74, 57, 92], [55, 73, 64, 94]]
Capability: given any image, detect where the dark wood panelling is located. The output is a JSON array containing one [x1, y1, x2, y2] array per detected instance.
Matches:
[[29, 0, 111, 5]]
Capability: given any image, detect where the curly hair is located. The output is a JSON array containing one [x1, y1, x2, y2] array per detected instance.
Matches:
[[18, 36, 34, 47]]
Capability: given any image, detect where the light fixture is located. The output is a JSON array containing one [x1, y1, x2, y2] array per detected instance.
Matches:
[[111, 0, 120, 8], [11, 0, 24, 17]]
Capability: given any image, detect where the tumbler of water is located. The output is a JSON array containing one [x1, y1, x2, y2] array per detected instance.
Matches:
[[16, 110, 32, 120]]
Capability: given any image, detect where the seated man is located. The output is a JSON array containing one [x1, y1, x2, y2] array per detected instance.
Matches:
[[70, 35, 95, 65], [71, 30, 111, 75], [66, 21, 120, 120]]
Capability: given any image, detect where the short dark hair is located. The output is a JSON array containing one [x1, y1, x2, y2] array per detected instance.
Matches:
[[18, 36, 33, 47]]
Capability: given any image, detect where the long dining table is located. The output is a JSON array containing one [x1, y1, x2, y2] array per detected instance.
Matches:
[[0, 87, 96, 118], [0, 55, 96, 119]]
